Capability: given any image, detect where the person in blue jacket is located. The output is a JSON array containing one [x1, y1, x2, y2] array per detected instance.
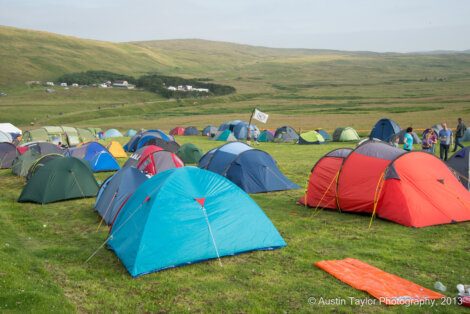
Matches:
[[403, 127, 414, 151], [438, 123, 453, 161]]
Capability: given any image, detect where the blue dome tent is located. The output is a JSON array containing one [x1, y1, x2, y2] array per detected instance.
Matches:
[[369, 118, 401, 142], [218, 120, 259, 140], [198, 142, 299, 193], [202, 125, 218, 137], [103, 129, 123, 139], [125, 129, 137, 137], [124, 129, 172, 152], [66, 142, 120, 172], [184, 126, 199, 136], [95, 167, 149, 225], [107, 167, 286, 277], [315, 129, 331, 141]]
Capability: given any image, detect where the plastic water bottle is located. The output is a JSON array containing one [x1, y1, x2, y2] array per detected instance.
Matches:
[[434, 281, 447, 292]]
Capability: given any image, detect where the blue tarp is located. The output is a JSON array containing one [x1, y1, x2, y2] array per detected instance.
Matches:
[[107, 167, 286, 277], [198, 142, 299, 193]]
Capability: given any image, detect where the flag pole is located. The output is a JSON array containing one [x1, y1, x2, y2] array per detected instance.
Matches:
[[247, 107, 256, 144]]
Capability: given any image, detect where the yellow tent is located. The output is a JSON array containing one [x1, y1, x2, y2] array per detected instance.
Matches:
[[107, 141, 127, 158]]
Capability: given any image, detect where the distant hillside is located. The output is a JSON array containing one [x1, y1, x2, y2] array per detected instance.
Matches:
[[1, 25, 470, 88], [0, 26, 173, 86]]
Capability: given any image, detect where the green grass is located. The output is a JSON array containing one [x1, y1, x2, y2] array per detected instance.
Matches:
[[0, 137, 468, 313]]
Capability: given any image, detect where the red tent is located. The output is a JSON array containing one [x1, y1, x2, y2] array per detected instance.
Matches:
[[135, 145, 184, 176], [300, 140, 470, 227], [169, 127, 185, 136]]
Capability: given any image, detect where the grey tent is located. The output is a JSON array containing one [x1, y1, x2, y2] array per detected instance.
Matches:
[[95, 167, 149, 224], [390, 130, 422, 145], [20, 142, 64, 155], [202, 125, 218, 137], [447, 147, 470, 190], [0, 142, 18, 168], [274, 126, 299, 143]]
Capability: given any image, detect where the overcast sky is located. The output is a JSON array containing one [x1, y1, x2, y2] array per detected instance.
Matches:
[[1, 0, 469, 52]]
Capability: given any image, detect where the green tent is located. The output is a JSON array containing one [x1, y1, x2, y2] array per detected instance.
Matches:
[[298, 130, 325, 144], [176, 143, 203, 164], [18, 157, 99, 204], [11, 150, 40, 177], [213, 130, 237, 142], [333, 127, 360, 142]]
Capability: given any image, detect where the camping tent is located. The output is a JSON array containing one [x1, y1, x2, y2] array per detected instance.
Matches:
[[213, 130, 237, 142], [106, 141, 127, 158], [170, 127, 185, 136], [333, 127, 360, 142], [258, 130, 274, 142], [103, 129, 123, 139], [202, 126, 218, 137], [390, 130, 422, 145], [18, 157, 99, 204], [0, 142, 19, 168], [66, 142, 120, 172], [298, 131, 325, 145], [177, 143, 203, 164], [316, 129, 331, 141], [274, 126, 299, 143], [12, 143, 64, 177], [432, 124, 444, 136], [299, 140, 470, 227], [124, 129, 173, 152], [20, 142, 63, 155], [26, 154, 63, 181], [0, 130, 12, 143], [22, 126, 95, 146], [12, 150, 39, 177], [107, 167, 286, 277], [0, 123, 22, 139], [447, 147, 470, 190], [125, 129, 137, 137], [86, 128, 102, 137], [198, 142, 299, 193], [184, 126, 199, 136], [95, 167, 149, 225], [369, 118, 401, 142], [218, 120, 259, 140], [126, 145, 184, 176]]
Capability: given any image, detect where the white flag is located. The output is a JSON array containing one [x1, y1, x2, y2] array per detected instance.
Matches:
[[252, 108, 269, 123]]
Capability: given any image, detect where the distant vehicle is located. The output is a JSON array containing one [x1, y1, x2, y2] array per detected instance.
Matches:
[[0, 92, 7, 97]]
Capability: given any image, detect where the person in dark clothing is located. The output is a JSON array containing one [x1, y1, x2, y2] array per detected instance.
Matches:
[[453, 118, 467, 152]]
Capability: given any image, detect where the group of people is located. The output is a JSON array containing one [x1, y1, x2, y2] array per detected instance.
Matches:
[[399, 118, 467, 161]]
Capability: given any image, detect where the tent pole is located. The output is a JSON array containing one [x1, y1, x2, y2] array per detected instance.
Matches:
[[201, 206, 223, 267]]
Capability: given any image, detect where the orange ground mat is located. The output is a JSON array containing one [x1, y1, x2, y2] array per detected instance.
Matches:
[[315, 258, 444, 305]]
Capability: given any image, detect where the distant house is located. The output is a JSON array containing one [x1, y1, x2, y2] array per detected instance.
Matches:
[[46, 82, 55, 86], [194, 88, 210, 93], [113, 80, 135, 89], [60, 83, 67, 87], [72, 83, 79, 87], [99, 83, 108, 88], [167, 86, 177, 91]]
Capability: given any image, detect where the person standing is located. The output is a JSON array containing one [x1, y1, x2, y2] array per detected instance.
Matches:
[[403, 127, 414, 151], [453, 118, 467, 152], [422, 128, 437, 154], [439, 123, 453, 161]]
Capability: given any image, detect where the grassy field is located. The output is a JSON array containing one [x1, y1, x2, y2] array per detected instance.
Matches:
[[1, 25, 470, 313], [0, 136, 469, 313]]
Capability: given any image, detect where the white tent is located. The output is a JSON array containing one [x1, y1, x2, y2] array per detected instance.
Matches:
[[0, 123, 22, 136], [0, 130, 12, 142]]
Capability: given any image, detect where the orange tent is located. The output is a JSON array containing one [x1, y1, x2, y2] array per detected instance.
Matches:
[[106, 141, 127, 158]]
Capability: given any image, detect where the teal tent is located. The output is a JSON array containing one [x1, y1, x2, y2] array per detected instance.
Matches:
[[108, 167, 286, 277]]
